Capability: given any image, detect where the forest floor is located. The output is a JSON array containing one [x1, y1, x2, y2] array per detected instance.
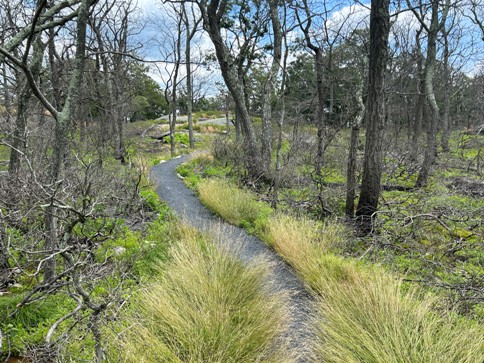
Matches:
[[150, 155, 314, 362]]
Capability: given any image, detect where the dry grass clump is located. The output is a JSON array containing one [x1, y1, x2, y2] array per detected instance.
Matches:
[[195, 180, 484, 362], [263, 213, 345, 290], [188, 149, 214, 164], [119, 223, 288, 363], [312, 265, 484, 363], [198, 179, 265, 227], [263, 216, 484, 362]]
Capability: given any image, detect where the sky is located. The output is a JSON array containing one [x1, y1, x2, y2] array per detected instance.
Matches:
[[132, 0, 484, 95]]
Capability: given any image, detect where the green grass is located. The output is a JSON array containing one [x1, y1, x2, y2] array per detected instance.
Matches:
[[115, 223, 289, 363], [0, 293, 74, 356]]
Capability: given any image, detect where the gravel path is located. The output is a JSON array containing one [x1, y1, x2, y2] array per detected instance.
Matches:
[[150, 155, 314, 362]]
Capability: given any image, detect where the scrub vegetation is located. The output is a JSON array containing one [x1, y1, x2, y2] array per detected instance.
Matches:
[[2, 0, 484, 361], [190, 162, 484, 362]]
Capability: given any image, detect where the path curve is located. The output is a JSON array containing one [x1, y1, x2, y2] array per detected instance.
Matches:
[[150, 155, 314, 362]]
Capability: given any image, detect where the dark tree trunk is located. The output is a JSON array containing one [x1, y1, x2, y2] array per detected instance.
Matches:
[[355, 0, 390, 233], [8, 82, 30, 177], [199, 0, 260, 177], [314, 49, 326, 175], [346, 82, 365, 219]]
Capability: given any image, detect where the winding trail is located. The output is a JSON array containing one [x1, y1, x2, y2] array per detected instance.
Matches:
[[150, 155, 314, 362]]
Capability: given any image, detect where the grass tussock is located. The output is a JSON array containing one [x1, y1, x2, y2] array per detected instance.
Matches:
[[313, 269, 484, 363], [198, 179, 269, 228], [119, 223, 289, 363], [263, 214, 342, 289], [263, 214, 484, 362], [194, 177, 484, 362]]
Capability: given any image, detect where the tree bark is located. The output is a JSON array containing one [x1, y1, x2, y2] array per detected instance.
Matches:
[[415, 0, 448, 188], [441, 25, 451, 152], [346, 78, 365, 218], [199, 0, 259, 176], [261, 0, 282, 172], [355, 0, 390, 233], [410, 27, 425, 161], [8, 31, 44, 177]]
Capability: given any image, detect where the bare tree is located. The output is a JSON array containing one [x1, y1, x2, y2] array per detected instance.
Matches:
[[345, 34, 368, 218], [259, 0, 282, 171], [408, 0, 450, 188], [182, 2, 202, 149]]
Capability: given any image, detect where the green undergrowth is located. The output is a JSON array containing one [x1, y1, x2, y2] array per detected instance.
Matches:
[[210, 129, 484, 317], [177, 151, 231, 190], [124, 119, 191, 167], [0, 183, 172, 358], [112, 222, 290, 363], [376, 177, 484, 316], [0, 143, 9, 171], [193, 110, 225, 119], [0, 293, 75, 355], [183, 155, 484, 362]]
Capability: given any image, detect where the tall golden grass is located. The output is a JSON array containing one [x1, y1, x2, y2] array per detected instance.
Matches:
[[196, 179, 484, 362], [118, 223, 289, 363], [198, 179, 265, 227]]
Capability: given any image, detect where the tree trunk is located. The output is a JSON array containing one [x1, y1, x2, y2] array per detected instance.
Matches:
[[199, 0, 259, 176], [261, 0, 282, 172], [8, 82, 30, 177], [186, 49, 194, 149], [346, 125, 360, 218], [415, 0, 444, 188], [235, 108, 242, 142], [225, 93, 230, 132], [272, 27, 288, 209], [44, 0, 93, 282], [314, 49, 325, 175], [346, 79, 365, 218], [441, 27, 451, 152], [182, 3, 199, 149], [170, 20, 182, 157], [355, 0, 390, 233], [8, 38, 44, 178]]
